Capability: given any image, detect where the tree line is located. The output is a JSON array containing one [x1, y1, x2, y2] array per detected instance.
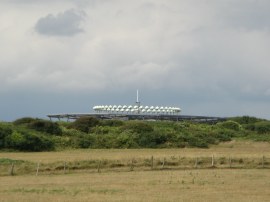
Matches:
[[0, 116, 270, 151]]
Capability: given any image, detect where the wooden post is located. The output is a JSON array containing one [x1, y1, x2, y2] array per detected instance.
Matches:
[[151, 156, 154, 170], [9, 163, 14, 176], [162, 157, 166, 169], [64, 162, 67, 174], [229, 156, 232, 168], [262, 156, 265, 168], [36, 162, 40, 176], [130, 159, 134, 171], [97, 160, 101, 173], [211, 155, 214, 167]]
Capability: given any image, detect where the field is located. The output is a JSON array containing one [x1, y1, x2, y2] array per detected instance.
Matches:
[[1, 169, 270, 202], [1, 141, 270, 202]]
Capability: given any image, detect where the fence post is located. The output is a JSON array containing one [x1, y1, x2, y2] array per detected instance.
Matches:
[[162, 157, 166, 169], [262, 156, 265, 168], [211, 155, 214, 167], [36, 162, 40, 176], [151, 156, 154, 170], [64, 162, 67, 174], [97, 160, 101, 173], [130, 159, 134, 171], [9, 163, 14, 176]]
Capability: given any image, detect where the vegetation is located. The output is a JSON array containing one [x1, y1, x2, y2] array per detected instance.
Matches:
[[1, 142, 270, 201], [1, 141, 270, 176], [1, 169, 270, 202], [0, 116, 269, 151]]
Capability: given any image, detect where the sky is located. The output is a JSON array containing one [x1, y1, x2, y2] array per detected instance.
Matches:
[[1, 0, 270, 121]]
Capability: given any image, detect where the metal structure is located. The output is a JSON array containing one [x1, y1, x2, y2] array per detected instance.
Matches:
[[47, 90, 227, 123], [47, 113, 227, 123], [93, 90, 181, 115]]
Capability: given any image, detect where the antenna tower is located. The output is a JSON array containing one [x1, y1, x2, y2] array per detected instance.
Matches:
[[136, 90, 140, 113]]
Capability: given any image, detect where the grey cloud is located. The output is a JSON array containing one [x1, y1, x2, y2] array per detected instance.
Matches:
[[35, 9, 85, 36], [1, 0, 270, 120], [216, 1, 270, 30]]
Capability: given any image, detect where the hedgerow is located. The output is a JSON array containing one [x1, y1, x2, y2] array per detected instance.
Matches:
[[0, 116, 269, 151]]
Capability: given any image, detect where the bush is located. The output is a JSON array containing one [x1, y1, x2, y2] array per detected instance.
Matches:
[[5, 131, 24, 149], [186, 134, 208, 148], [29, 120, 62, 135], [217, 120, 241, 131], [121, 121, 154, 134], [13, 117, 36, 125], [212, 129, 233, 141], [133, 130, 168, 148], [0, 124, 13, 148], [78, 134, 96, 148], [115, 131, 138, 148], [70, 117, 100, 133], [101, 119, 124, 127], [90, 126, 110, 134], [94, 134, 117, 148], [5, 131, 54, 151], [244, 124, 256, 131], [254, 121, 270, 134], [243, 121, 270, 134], [61, 127, 86, 136], [231, 116, 263, 124]]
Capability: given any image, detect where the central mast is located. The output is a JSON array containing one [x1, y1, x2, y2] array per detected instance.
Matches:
[[136, 89, 140, 113]]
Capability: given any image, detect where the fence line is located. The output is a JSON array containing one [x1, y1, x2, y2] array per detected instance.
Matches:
[[1, 155, 269, 176]]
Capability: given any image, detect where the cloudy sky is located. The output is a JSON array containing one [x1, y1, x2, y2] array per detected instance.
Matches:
[[1, 0, 270, 121]]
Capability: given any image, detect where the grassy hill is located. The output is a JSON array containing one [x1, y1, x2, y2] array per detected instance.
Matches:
[[0, 116, 270, 151]]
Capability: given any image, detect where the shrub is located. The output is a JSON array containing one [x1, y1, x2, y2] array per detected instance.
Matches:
[[173, 122, 191, 131], [231, 116, 263, 124], [186, 134, 208, 148], [244, 121, 270, 134], [13, 117, 36, 125], [254, 121, 270, 134], [70, 117, 100, 133], [61, 127, 86, 136], [5, 131, 54, 151], [0, 124, 13, 148], [101, 119, 124, 127], [91, 126, 110, 134], [134, 130, 168, 148], [244, 124, 256, 131], [212, 129, 233, 142], [22, 133, 54, 151], [115, 131, 138, 148], [217, 120, 241, 131], [121, 121, 154, 134], [94, 134, 116, 148], [5, 131, 25, 149], [78, 134, 96, 148], [29, 120, 62, 135]]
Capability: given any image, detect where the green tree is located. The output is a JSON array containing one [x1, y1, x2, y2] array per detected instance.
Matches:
[[29, 120, 62, 135], [0, 124, 13, 148], [70, 117, 100, 133]]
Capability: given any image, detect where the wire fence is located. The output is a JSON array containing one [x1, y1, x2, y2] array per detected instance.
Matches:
[[1, 155, 269, 176]]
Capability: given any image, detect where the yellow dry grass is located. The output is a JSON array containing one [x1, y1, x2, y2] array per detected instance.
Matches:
[[1, 169, 270, 202], [0, 140, 270, 163], [1, 141, 270, 201]]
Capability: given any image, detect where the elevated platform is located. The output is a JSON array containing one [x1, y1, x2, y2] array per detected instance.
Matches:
[[47, 113, 227, 123]]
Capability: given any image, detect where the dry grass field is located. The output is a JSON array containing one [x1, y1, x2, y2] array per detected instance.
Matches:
[[1, 140, 270, 202], [1, 140, 270, 163], [1, 169, 270, 202]]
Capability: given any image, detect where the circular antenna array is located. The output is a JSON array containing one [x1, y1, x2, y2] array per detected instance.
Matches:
[[93, 105, 181, 115]]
